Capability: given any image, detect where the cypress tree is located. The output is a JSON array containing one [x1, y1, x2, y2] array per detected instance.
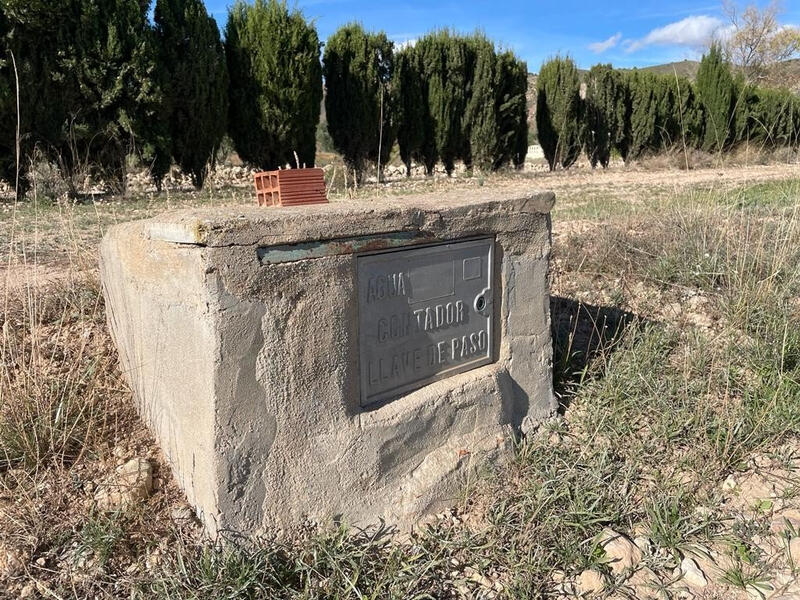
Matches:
[[627, 71, 658, 159], [155, 0, 228, 189], [442, 34, 471, 174], [393, 46, 426, 176], [0, 3, 11, 188], [0, 3, 18, 190], [494, 51, 528, 170], [730, 73, 753, 146], [0, 1, 74, 193], [55, 0, 165, 194], [651, 74, 676, 149], [414, 34, 443, 174], [584, 65, 609, 168], [225, 0, 322, 170], [416, 31, 470, 175], [614, 73, 633, 162], [464, 37, 498, 172], [0, 0, 166, 196], [323, 23, 394, 181], [510, 56, 530, 169], [747, 88, 799, 148], [696, 44, 736, 152], [536, 56, 582, 170], [584, 64, 629, 168], [671, 76, 704, 150]]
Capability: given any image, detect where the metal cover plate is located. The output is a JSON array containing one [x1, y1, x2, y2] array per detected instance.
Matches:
[[358, 237, 494, 406]]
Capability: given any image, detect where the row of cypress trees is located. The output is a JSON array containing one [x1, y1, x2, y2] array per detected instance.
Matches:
[[0, 1, 528, 196], [0, 0, 323, 195], [0, 0, 232, 194], [323, 27, 529, 180], [537, 46, 800, 171]]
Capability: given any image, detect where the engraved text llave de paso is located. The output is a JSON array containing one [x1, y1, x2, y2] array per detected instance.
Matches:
[[357, 237, 494, 407]]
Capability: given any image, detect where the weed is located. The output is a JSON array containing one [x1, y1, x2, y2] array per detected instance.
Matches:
[[79, 511, 126, 568], [3, 169, 800, 597]]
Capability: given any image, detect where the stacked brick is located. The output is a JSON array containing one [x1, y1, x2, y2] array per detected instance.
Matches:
[[253, 168, 327, 206]]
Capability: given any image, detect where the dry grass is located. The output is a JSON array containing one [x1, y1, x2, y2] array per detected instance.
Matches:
[[0, 168, 799, 598]]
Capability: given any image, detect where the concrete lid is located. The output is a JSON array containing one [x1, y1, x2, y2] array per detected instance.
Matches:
[[143, 187, 555, 248]]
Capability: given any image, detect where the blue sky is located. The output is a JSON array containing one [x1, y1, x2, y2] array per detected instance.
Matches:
[[202, 0, 800, 72]]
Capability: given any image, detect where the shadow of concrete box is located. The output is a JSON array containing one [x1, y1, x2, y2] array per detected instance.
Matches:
[[99, 190, 557, 537]]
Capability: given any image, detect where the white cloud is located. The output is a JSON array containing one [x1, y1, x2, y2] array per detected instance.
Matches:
[[588, 33, 622, 54], [394, 38, 417, 51], [626, 15, 724, 52]]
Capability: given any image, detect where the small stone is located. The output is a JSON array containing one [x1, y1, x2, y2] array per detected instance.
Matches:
[[738, 475, 775, 507], [598, 528, 643, 574], [634, 535, 652, 554], [693, 505, 712, 518], [788, 537, 800, 563], [453, 580, 470, 597], [464, 566, 493, 589], [19, 583, 35, 599], [577, 569, 605, 595], [722, 474, 738, 491], [170, 506, 195, 523], [770, 509, 800, 534], [680, 557, 707, 588], [628, 567, 661, 599], [95, 457, 153, 510], [0, 548, 25, 580], [35, 557, 45, 567]]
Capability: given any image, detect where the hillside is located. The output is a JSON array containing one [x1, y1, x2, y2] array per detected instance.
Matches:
[[640, 59, 700, 79]]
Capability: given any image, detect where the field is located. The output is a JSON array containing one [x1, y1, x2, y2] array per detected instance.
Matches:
[[2, 159, 800, 599]]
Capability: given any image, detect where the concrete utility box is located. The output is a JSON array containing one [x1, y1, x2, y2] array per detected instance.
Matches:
[[100, 189, 556, 536]]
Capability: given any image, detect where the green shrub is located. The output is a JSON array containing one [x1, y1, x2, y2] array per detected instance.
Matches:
[[393, 46, 427, 175], [66, 0, 166, 194], [671, 76, 705, 150], [0, 1, 76, 194], [155, 0, 228, 189], [627, 71, 658, 159], [464, 36, 498, 172], [225, 0, 322, 170], [416, 31, 471, 175], [536, 56, 582, 170], [696, 44, 737, 152], [746, 88, 800, 148], [584, 64, 629, 168], [323, 23, 394, 181], [494, 51, 529, 169]]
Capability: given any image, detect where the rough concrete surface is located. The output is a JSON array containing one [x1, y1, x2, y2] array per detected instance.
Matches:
[[100, 188, 557, 537]]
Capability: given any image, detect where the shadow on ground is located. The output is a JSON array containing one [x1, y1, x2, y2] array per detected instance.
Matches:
[[550, 296, 639, 411]]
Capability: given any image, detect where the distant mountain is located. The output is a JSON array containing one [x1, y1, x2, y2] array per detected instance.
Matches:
[[638, 58, 800, 87], [529, 58, 800, 85], [639, 60, 700, 79]]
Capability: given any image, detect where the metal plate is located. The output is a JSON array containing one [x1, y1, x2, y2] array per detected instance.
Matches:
[[358, 237, 494, 406]]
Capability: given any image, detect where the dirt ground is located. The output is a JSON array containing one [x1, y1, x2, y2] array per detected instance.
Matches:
[[1, 160, 800, 599], [2, 159, 799, 280]]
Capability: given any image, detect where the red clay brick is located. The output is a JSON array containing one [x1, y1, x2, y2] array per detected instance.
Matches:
[[253, 168, 327, 207]]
